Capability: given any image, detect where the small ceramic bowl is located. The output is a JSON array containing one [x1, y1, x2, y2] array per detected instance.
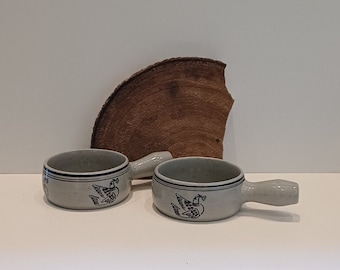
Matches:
[[43, 149, 172, 209], [152, 157, 299, 221]]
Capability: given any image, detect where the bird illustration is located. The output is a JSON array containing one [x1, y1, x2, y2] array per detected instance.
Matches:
[[89, 178, 119, 206], [171, 193, 206, 219]]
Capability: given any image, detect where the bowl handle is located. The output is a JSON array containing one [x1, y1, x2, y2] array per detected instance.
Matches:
[[130, 151, 173, 179], [241, 179, 299, 206]]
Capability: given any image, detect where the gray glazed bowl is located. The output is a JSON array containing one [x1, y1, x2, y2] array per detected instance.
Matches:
[[152, 157, 299, 222], [43, 149, 172, 209]]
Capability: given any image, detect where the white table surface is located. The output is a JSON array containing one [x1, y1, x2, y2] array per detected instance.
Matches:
[[1, 173, 339, 269]]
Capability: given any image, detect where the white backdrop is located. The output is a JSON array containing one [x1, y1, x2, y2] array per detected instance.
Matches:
[[1, 0, 339, 173]]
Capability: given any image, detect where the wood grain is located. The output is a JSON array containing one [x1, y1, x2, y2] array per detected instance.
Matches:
[[91, 57, 234, 161]]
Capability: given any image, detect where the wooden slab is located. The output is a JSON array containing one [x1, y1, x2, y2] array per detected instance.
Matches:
[[91, 57, 234, 161]]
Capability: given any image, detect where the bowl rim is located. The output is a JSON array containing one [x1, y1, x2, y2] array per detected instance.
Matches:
[[153, 156, 245, 188], [43, 148, 129, 178]]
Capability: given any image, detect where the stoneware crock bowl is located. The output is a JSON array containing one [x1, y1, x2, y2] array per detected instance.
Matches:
[[152, 157, 299, 222], [43, 149, 172, 209]]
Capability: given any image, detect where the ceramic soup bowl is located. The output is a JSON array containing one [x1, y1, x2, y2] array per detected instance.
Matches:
[[43, 149, 172, 209], [152, 157, 299, 222]]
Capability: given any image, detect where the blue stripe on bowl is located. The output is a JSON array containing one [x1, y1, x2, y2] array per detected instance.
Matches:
[[43, 164, 129, 182], [153, 175, 244, 191]]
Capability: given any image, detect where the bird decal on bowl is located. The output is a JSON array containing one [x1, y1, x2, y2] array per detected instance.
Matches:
[[89, 178, 119, 206], [171, 193, 206, 219]]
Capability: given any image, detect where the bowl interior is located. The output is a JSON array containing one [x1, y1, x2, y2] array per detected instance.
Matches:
[[46, 150, 127, 173], [157, 157, 242, 183]]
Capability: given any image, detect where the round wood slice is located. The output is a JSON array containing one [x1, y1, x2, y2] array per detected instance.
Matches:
[[91, 57, 234, 161]]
